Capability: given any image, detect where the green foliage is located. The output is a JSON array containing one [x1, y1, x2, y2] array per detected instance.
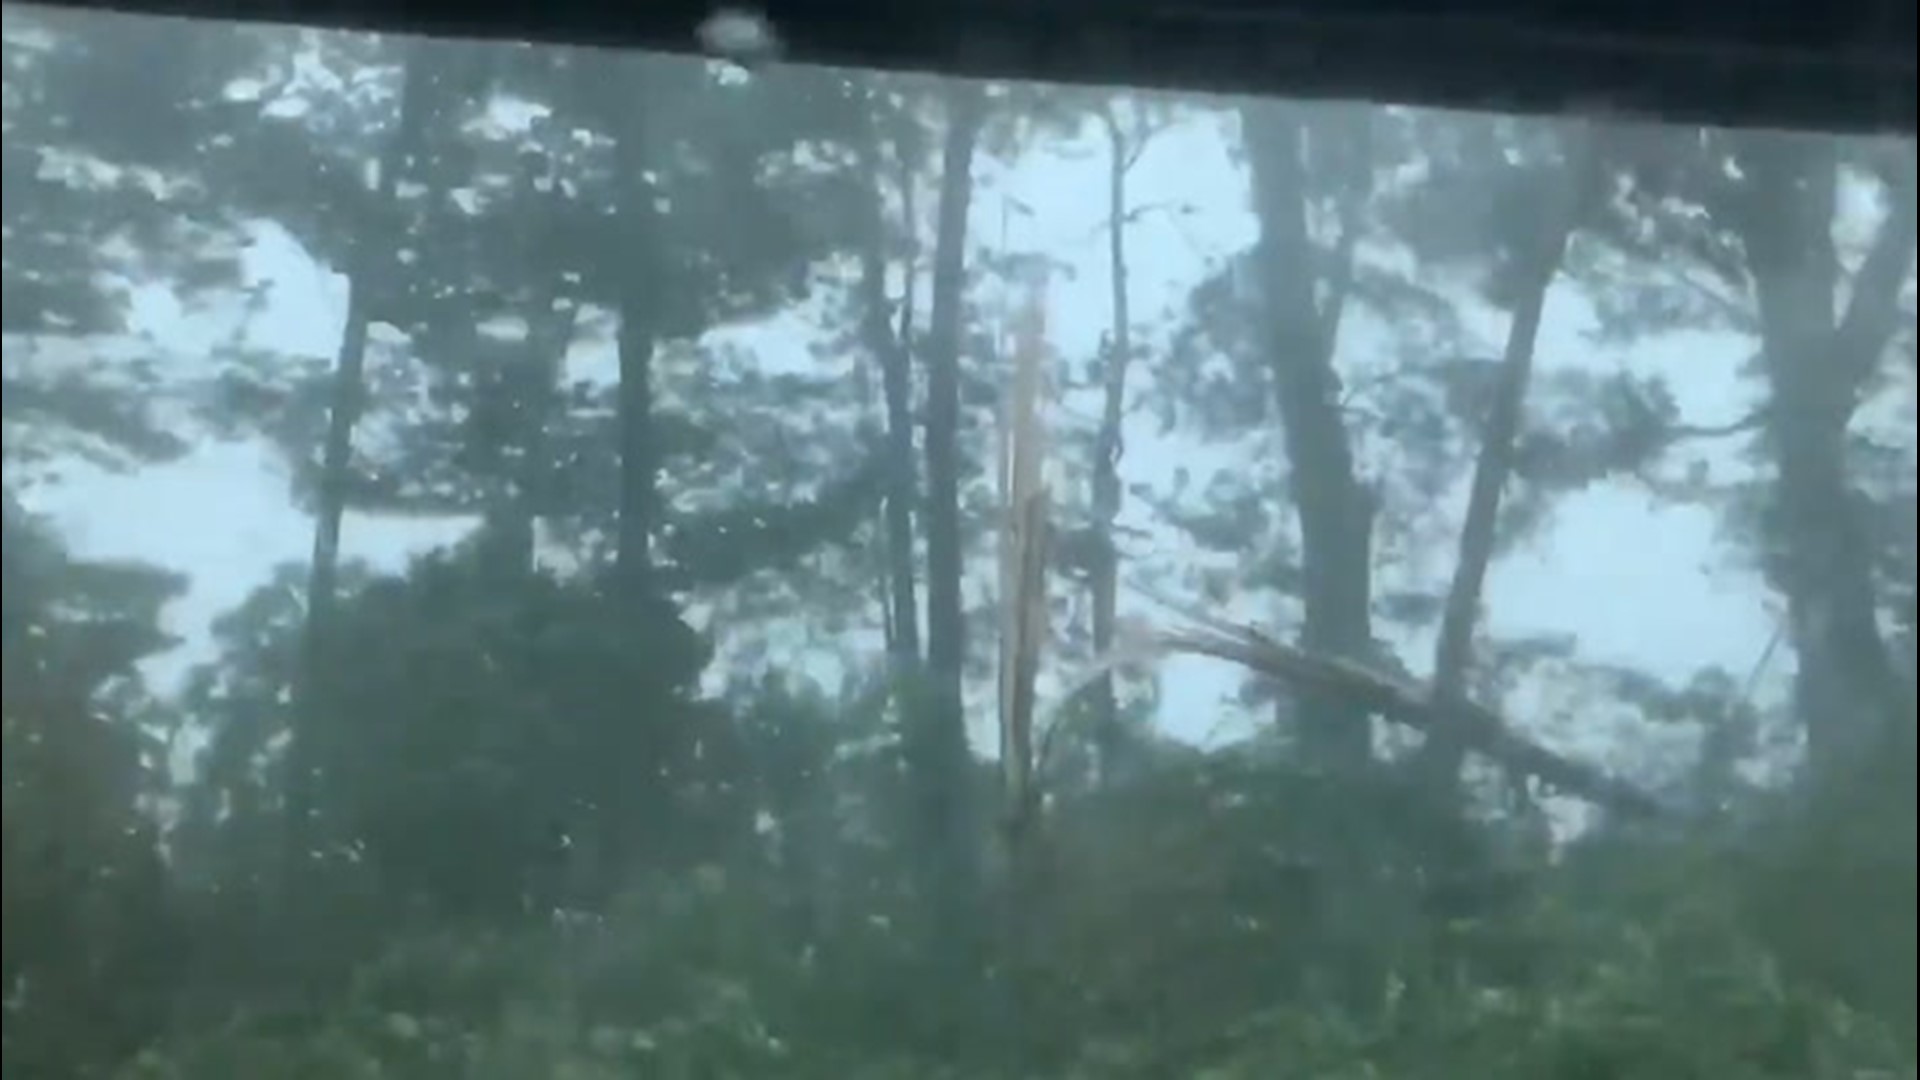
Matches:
[[2, 507, 183, 1077], [178, 550, 730, 924], [3, 8, 1914, 1080], [99, 749, 1920, 1079]]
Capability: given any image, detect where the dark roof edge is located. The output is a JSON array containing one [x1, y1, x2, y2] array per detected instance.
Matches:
[[18, 0, 1917, 134]]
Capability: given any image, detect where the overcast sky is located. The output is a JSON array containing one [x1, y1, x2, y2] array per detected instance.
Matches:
[[16, 73, 1836, 773]]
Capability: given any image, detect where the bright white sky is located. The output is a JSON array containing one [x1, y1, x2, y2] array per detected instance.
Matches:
[[20, 67, 1855, 784]]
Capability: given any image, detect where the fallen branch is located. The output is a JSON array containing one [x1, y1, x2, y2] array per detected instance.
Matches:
[[1132, 587, 1673, 819]]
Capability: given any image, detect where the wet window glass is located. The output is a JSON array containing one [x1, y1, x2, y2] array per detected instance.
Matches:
[[3, 4, 1914, 1075]]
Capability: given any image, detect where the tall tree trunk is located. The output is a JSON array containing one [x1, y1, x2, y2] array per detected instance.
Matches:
[[289, 42, 428, 859], [611, 78, 658, 605], [1241, 102, 1375, 772], [593, 62, 664, 903], [1733, 133, 1916, 784], [1729, 135, 1916, 1024], [1240, 100, 1383, 1018], [858, 100, 921, 663], [482, 299, 581, 580], [1417, 129, 1596, 800], [1089, 107, 1136, 783], [477, 159, 582, 581], [914, 79, 987, 986]]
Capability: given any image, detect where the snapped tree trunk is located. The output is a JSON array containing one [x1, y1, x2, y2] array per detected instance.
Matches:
[[993, 266, 1052, 1064]]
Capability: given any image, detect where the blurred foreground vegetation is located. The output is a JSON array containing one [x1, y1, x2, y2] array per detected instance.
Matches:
[[4, 6, 1915, 1077]]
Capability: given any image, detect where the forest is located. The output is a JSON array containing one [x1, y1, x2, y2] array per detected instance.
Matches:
[[1, 5, 1915, 1077]]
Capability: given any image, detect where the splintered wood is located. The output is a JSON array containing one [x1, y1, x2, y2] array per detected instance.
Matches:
[[990, 265, 1662, 824], [998, 264, 1051, 831]]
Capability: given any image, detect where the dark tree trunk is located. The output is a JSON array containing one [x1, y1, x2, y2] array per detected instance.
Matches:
[[857, 100, 922, 663], [477, 153, 582, 582], [1418, 130, 1596, 799], [290, 43, 430, 858], [1241, 102, 1376, 773], [1734, 133, 1915, 784], [593, 63, 664, 903], [612, 84, 658, 605], [912, 81, 988, 996], [1089, 107, 1136, 782]]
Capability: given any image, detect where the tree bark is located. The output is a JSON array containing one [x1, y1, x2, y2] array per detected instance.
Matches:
[[611, 72, 658, 604], [1241, 101, 1375, 772], [1733, 133, 1916, 784], [477, 151, 582, 581], [1089, 106, 1138, 783], [290, 42, 429, 858], [595, 60, 666, 902], [1417, 128, 1596, 799], [914, 81, 988, 919], [857, 99, 921, 663]]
